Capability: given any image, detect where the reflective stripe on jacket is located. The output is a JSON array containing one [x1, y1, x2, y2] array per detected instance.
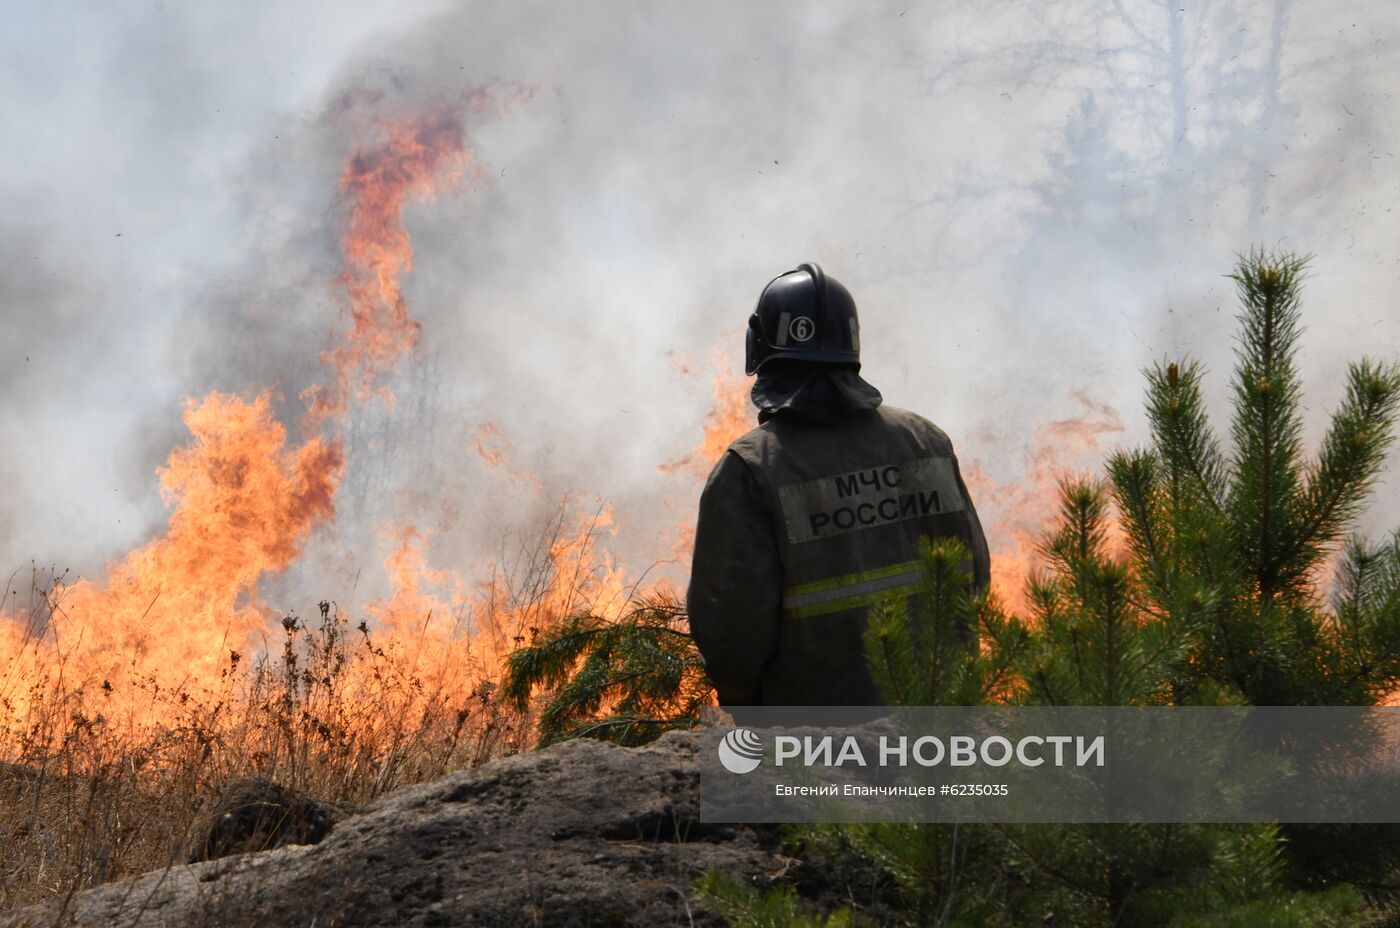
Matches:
[[686, 404, 990, 707]]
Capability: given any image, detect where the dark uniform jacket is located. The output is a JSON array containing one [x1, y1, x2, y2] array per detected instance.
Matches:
[[686, 404, 990, 707]]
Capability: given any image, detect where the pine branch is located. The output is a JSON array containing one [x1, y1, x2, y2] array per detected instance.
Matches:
[[502, 594, 710, 747], [1107, 450, 1164, 572], [1040, 476, 1110, 599], [864, 600, 917, 707], [1145, 360, 1228, 517], [1297, 361, 1400, 570], [1333, 536, 1378, 629], [501, 614, 608, 710], [1227, 248, 1311, 601]]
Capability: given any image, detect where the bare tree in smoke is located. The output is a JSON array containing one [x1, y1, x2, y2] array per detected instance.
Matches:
[[895, 0, 1375, 295]]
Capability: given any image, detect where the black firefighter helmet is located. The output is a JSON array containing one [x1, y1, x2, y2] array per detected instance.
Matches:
[[744, 262, 861, 375]]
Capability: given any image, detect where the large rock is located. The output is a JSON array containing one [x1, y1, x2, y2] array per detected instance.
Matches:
[[0, 730, 792, 927]]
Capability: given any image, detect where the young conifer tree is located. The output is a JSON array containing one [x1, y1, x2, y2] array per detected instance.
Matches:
[[1107, 248, 1400, 707], [1013, 248, 1400, 920], [1100, 249, 1400, 908], [1006, 479, 1368, 926]]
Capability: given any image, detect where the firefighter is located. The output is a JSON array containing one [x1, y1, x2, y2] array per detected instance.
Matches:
[[687, 262, 991, 707]]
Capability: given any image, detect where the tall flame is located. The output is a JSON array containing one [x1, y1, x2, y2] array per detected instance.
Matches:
[[305, 114, 472, 430]]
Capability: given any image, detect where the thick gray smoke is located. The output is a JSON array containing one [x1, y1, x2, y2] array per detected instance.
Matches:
[[3, 0, 1398, 610]]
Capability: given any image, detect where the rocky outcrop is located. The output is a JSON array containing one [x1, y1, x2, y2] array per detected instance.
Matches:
[[0, 731, 792, 928]]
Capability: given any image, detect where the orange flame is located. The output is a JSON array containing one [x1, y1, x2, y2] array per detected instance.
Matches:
[[360, 500, 633, 691], [660, 352, 753, 564], [2, 391, 341, 719], [304, 114, 473, 430], [690, 372, 753, 470], [472, 422, 509, 468], [659, 348, 753, 479], [963, 394, 1124, 613], [472, 421, 545, 492]]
